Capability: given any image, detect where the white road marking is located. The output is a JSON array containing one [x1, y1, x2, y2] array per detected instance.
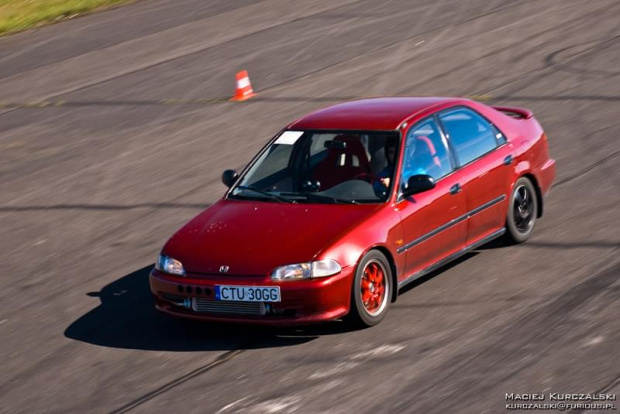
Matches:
[[351, 344, 406, 360], [310, 344, 406, 380], [217, 396, 301, 414], [311, 379, 344, 393], [309, 361, 360, 379], [582, 336, 604, 347], [215, 397, 249, 413], [250, 396, 301, 414]]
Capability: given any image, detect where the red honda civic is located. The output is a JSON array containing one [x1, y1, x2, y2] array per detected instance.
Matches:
[[150, 97, 555, 327]]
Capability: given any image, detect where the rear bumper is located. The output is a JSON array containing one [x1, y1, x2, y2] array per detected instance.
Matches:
[[537, 158, 556, 197], [149, 267, 353, 326]]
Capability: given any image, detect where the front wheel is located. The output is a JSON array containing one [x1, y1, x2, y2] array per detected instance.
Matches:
[[505, 177, 538, 243], [347, 250, 393, 327]]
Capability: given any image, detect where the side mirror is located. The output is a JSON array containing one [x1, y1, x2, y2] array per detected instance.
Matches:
[[222, 169, 239, 188], [402, 174, 435, 198]]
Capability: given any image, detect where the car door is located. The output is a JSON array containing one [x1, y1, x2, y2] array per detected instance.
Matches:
[[394, 117, 468, 281], [438, 107, 513, 245]]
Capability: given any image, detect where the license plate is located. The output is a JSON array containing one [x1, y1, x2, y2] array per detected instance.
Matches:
[[214, 285, 281, 302]]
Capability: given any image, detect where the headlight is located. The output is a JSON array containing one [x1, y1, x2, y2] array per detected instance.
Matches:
[[311, 260, 342, 277], [271, 259, 341, 281], [155, 255, 186, 276]]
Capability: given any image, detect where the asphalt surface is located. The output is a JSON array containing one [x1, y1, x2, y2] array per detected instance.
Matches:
[[1, 0, 619, 413]]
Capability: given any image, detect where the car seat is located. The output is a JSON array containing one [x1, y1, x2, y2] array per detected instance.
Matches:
[[312, 134, 371, 190], [416, 136, 442, 168]]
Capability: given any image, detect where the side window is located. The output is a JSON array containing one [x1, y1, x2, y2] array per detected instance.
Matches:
[[401, 118, 453, 184], [439, 108, 499, 165], [492, 125, 507, 145]]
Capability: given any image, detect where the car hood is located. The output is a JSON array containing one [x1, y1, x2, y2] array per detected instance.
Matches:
[[162, 198, 379, 276]]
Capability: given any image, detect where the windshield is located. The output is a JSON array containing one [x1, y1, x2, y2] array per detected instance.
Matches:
[[230, 130, 400, 203]]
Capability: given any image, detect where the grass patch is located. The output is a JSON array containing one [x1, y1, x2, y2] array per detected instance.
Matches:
[[0, 0, 133, 36]]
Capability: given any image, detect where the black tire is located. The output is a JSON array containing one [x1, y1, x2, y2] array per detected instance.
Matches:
[[347, 250, 393, 327], [505, 177, 538, 244]]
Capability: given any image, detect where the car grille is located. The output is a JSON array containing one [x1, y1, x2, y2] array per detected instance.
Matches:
[[192, 298, 263, 316]]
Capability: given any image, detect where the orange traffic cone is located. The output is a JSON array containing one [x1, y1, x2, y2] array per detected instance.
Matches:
[[230, 70, 257, 101]]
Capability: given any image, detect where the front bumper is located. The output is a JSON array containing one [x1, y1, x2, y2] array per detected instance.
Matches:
[[149, 267, 353, 326]]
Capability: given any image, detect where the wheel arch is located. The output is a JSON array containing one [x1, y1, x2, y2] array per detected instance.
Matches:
[[521, 173, 543, 218], [367, 245, 399, 303]]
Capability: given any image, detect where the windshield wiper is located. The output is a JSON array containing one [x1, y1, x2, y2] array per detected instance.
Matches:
[[296, 192, 359, 205], [235, 186, 297, 203]]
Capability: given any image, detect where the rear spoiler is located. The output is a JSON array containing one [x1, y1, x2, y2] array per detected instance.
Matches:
[[492, 105, 533, 119]]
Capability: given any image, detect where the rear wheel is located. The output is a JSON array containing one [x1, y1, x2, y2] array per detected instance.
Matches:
[[348, 250, 392, 327], [505, 177, 538, 243]]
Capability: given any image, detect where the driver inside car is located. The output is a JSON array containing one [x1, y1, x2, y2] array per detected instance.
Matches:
[[373, 140, 398, 195]]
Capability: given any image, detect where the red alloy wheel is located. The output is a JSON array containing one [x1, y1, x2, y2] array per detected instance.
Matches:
[[360, 260, 388, 315]]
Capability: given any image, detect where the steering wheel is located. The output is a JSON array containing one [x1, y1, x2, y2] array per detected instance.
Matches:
[[353, 172, 377, 185]]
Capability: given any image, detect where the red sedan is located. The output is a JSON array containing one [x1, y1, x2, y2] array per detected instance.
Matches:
[[150, 97, 555, 327]]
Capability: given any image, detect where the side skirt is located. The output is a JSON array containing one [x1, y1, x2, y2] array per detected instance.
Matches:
[[397, 227, 506, 291]]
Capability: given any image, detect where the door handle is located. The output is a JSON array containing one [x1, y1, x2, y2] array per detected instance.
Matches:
[[450, 183, 462, 195], [503, 155, 514, 165]]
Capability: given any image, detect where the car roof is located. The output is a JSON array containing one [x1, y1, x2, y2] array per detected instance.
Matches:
[[288, 97, 463, 131]]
